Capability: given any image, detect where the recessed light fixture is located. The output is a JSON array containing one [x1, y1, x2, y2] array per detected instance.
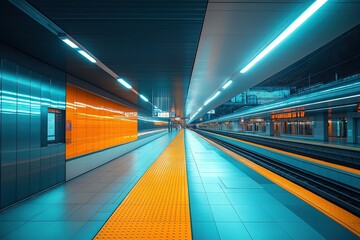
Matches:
[[140, 94, 149, 102], [222, 80, 233, 89], [240, 0, 327, 73], [117, 78, 132, 89], [78, 50, 96, 63]]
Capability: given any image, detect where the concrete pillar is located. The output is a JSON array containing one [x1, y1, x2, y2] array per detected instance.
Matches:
[[232, 121, 239, 132], [266, 118, 274, 136], [313, 112, 328, 141], [346, 113, 355, 143]]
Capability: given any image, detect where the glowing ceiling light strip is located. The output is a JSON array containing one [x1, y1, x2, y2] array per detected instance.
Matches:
[[117, 78, 132, 89], [78, 50, 96, 63], [222, 80, 233, 89], [61, 38, 79, 49], [140, 94, 149, 102], [204, 91, 221, 106], [240, 0, 327, 74]]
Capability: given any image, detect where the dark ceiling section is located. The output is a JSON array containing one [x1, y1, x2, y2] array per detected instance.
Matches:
[[26, 0, 208, 116], [256, 24, 360, 90], [0, 1, 134, 106]]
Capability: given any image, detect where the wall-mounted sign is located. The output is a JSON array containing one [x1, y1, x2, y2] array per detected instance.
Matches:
[[47, 112, 55, 141], [158, 112, 170, 118]]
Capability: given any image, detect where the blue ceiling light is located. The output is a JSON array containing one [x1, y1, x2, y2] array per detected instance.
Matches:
[[140, 94, 149, 102], [222, 80, 233, 89], [204, 91, 221, 106], [117, 78, 132, 89], [240, 0, 327, 74], [78, 50, 96, 63], [61, 38, 79, 49]]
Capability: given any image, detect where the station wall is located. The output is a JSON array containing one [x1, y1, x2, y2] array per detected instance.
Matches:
[[0, 43, 66, 209], [65, 85, 138, 159]]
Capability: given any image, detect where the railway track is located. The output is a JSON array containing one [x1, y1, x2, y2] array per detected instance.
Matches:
[[199, 129, 360, 169], [196, 130, 360, 217]]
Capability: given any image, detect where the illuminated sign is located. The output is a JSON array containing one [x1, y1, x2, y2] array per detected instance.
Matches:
[[271, 112, 305, 119], [158, 112, 170, 118], [207, 110, 215, 114], [47, 112, 55, 141]]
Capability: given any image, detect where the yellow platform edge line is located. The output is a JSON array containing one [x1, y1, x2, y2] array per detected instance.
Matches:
[[196, 132, 360, 237], [206, 131, 360, 176], [95, 130, 191, 239]]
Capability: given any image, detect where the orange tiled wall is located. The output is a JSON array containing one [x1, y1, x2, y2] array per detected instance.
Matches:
[[65, 84, 138, 159]]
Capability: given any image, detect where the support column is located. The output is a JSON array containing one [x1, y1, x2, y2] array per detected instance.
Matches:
[[313, 112, 328, 141], [266, 118, 274, 136], [232, 121, 239, 132], [346, 113, 355, 144]]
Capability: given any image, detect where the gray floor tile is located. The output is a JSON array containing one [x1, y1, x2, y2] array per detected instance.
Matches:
[[63, 192, 97, 204], [206, 192, 230, 204], [190, 204, 215, 221], [32, 204, 82, 221], [233, 204, 274, 222], [73, 221, 105, 240], [66, 204, 103, 221], [33, 221, 86, 240], [244, 222, 292, 240], [2, 221, 52, 240], [0, 222, 25, 238], [189, 192, 209, 204], [279, 222, 326, 240], [192, 222, 220, 240], [216, 222, 252, 240], [210, 205, 240, 221]]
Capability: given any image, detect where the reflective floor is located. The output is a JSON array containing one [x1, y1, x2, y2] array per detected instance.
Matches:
[[0, 133, 177, 240], [0, 130, 358, 240], [185, 130, 358, 240]]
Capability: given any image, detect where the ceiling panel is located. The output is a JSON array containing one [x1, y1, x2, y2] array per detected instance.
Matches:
[[185, 0, 360, 121], [0, 0, 207, 116]]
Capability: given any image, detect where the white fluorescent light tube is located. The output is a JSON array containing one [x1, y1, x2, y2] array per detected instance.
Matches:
[[213, 91, 221, 98], [78, 50, 96, 63], [222, 80, 233, 89], [61, 38, 79, 49], [198, 107, 203, 111], [204, 99, 211, 106], [240, 0, 327, 74], [140, 94, 149, 102], [117, 78, 132, 89], [204, 91, 221, 105]]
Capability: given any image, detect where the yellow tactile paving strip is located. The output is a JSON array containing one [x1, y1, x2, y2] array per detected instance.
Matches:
[[95, 130, 191, 239], [208, 131, 360, 175], [197, 132, 360, 237]]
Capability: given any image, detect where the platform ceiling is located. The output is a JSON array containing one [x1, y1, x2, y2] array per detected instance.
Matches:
[[1, 0, 359, 119]]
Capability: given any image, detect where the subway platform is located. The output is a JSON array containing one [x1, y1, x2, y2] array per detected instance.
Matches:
[[0, 130, 358, 239]]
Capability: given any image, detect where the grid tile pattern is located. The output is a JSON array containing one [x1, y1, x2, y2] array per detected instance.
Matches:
[[0, 132, 177, 240], [185, 130, 358, 240], [95, 130, 191, 239]]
